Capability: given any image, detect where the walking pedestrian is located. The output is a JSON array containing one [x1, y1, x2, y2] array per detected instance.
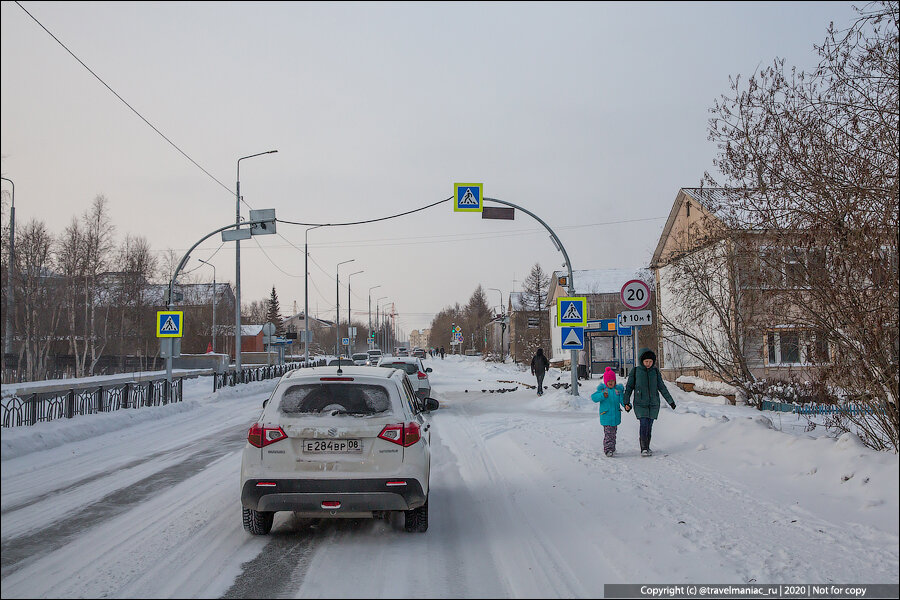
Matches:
[[623, 348, 676, 456], [530, 348, 550, 396], [591, 367, 629, 457], [440, 346, 445, 359], [577, 349, 588, 380]]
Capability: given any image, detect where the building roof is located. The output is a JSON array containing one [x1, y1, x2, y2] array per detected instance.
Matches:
[[241, 324, 264, 336]]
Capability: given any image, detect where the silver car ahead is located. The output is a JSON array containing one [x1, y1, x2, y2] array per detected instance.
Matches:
[[240, 366, 438, 535]]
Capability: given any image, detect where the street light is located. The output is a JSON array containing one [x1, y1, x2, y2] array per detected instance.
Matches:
[[1, 177, 14, 362], [489, 287, 504, 359], [335, 259, 354, 358], [347, 270, 364, 354], [368, 285, 381, 350], [376, 296, 388, 351], [235, 150, 277, 373], [304, 224, 325, 366], [198, 259, 216, 353]]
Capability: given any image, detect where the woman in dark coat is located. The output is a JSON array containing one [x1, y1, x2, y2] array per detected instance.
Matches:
[[623, 348, 676, 456], [531, 348, 550, 396]]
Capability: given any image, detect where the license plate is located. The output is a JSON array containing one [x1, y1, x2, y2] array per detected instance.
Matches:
[[303, 439, 362, 453]]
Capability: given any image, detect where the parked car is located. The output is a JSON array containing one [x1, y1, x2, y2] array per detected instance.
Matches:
[[351, 352, 370, 366], [377, 356, 432, 400], [240, 366, 439, 535], [413, 348, 427, 359]]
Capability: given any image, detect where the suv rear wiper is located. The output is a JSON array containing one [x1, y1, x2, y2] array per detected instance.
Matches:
[[329, 409, 368, 416]]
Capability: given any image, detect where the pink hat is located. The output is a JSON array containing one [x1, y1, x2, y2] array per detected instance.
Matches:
[[603, 367, 616, 386]]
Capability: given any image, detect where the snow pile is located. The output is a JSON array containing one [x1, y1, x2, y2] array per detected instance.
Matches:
[[676, 375, 737, 396]]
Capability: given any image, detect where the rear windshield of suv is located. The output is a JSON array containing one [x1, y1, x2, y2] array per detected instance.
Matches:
[[381, 362, 418, 375], [352, 353, 368, 360], [279, 383, 393, 416]]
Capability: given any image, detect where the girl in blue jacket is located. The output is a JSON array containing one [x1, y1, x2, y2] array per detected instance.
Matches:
[[591, 367, 630, 457]]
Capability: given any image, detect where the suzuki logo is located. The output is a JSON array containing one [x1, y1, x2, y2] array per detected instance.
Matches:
[[327, 427, 338, 437]]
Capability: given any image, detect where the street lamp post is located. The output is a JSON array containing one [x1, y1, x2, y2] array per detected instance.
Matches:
[[335, 259, 354, 358], [368, 285, 381, 350], [1, 177, 14, 365], [235, 150, 277, 374], [347, 270, 364, 354], [489, 287, 504, 359], [198, 259, 217, 353], [304, 224, 325, 366], [376, 296, 387, 351]]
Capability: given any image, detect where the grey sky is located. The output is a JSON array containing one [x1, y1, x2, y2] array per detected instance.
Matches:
[[1, 1, 861, 334]]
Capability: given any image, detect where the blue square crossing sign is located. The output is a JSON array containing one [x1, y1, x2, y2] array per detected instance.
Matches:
[[454, 183, 483, 212], [157, 311, 183, 338], [557, 297, 587, 327]]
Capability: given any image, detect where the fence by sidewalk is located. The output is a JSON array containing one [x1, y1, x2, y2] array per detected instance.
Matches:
[[1, 358, 333, 428], [1, 375, 187, 428]]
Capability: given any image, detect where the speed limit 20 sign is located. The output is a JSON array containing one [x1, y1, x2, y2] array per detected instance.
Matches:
[[620, 279, 651, 310]]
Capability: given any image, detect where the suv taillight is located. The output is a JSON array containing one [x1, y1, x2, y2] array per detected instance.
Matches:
[[248, 423, 287, 448], [417, 371, 427, 380], [378, 422, 421, 447]]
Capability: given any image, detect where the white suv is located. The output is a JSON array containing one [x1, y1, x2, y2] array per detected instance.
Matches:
[[240, 366, 438, 535], [377, 356, 432, 400]]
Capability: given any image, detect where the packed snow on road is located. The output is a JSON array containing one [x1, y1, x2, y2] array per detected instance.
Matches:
[[1, 356, 897, 598]]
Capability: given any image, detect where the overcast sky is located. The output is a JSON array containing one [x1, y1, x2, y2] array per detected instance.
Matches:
[[1, 1, 861, 335]]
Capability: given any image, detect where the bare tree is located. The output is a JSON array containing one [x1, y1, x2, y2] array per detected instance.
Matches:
[[81, 195, 116, 375], [16, 220, 63, 380], [707, 2, 899, 449], [117, 234, 157, 368], [56, 217, 88, 377]]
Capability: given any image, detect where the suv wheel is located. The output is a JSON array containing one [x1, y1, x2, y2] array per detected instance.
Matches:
[[242, 507, 274, 535], [404, 497, 428, 533]]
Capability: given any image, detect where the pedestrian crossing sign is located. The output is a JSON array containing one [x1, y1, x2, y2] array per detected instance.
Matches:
[[156, 311, 184, 338], [454, 183, 483, 212], [556, 297, 587, 326], [560, 326, 585, 350]]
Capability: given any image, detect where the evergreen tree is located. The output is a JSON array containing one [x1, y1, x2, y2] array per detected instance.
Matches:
[[266, 286, 284, 335], [521, 263, 551, 358]]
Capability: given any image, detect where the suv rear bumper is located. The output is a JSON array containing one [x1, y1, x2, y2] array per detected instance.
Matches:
[[241, 478, 426, 512]]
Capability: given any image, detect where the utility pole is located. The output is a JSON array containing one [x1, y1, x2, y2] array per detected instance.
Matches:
[[235, 150, 277, 373], [335, 260, 354, 358], [368, 285, 381, 350], [1, 177, 14, 367]]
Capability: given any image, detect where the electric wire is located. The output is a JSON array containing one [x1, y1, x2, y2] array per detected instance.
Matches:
[[14, 1, 239, 202]]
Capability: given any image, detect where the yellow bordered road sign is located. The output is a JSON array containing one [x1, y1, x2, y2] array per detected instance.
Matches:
[[157, 311, 184, 338], [454, 183, 483, 212], [557, 297, 587, 327]]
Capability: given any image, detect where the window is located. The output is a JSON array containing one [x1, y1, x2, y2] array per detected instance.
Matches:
[[765, 330, 830, 366], [784, 249, 806, 288], [279, 383, 392, 415], [400, 377, 422, 414]]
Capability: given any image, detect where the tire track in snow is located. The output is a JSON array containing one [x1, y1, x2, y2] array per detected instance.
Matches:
[[0, 423, 249, 577]]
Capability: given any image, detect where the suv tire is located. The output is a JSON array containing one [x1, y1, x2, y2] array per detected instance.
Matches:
[[242, 507, 274, 535], [404, 497, 428, 533]]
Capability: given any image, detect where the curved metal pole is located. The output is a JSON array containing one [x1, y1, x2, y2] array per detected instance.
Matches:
[[484, 197, 579, 396], [166, 219, 269, 395]]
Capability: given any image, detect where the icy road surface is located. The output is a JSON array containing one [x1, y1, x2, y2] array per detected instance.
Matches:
[[1, 356, 897, 598]]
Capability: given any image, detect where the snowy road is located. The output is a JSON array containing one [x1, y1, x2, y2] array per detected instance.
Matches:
[[1, 357, 897, 598]]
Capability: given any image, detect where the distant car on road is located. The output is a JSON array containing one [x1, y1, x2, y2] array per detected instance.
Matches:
[[240, 366, 438, 535], [413, 348, 426, 359], [366, 349, 383, 365], [351, 352, 369, 366], [377, 356, 432, 400]]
